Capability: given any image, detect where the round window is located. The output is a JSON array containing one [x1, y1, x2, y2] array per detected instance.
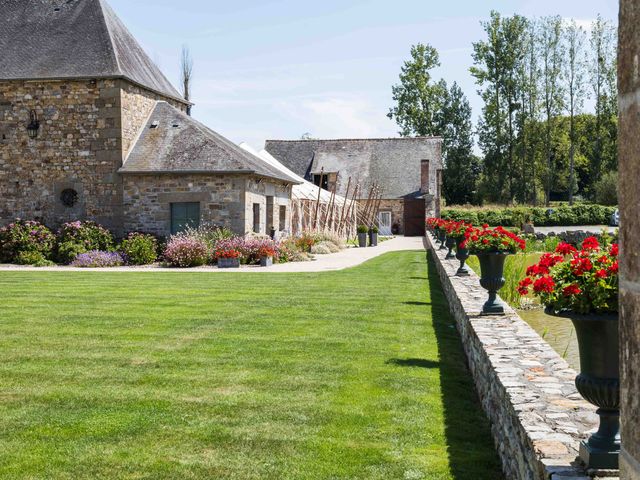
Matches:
[[60, 189, 78, 207]]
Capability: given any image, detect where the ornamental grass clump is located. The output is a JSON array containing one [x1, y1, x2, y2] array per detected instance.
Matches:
[[461, 225, 526, 254], [71, 251, 124, 268], [163, 235, 208, 268], [119, 232, 158, 265], [0, 219, 56, 265], [518, 237, 618, 314], [56, 221, 114, 264]]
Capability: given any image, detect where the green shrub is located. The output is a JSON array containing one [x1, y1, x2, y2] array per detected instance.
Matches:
[[357, 225, 369, 234], [442, 204, 616, 227], [15, 251, 55, 267], [0, 220, 56, 264], [119, 233, 158, 265], [56, 221, 114, 264], [594, 172, 618, 206]]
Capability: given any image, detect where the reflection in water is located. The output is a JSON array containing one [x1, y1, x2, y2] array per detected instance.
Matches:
[[519, 308, 580, 370]]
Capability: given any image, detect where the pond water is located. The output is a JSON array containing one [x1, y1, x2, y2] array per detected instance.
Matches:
[[518, 308, 580, 370]]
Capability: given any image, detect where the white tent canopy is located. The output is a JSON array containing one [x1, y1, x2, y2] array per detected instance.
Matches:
[[238, 142, 356, 236]]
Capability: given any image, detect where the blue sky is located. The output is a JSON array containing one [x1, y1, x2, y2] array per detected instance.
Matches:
[[110, 0, 619, 150]]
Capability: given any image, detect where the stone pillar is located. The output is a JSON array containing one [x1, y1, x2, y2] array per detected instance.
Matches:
[[618, 2, 640, 478]]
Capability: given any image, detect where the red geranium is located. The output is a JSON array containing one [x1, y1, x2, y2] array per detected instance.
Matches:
[[216, 248, 241, 259], [519, 236, 618, 314]]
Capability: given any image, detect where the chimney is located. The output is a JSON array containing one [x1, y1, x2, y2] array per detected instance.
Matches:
[[420, 159, 430, 194]]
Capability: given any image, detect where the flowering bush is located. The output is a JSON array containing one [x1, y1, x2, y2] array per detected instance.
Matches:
[[71, 251, 124, 268], [215, 248, 241, 259], [258, 246, 276, 258], [119, 232, 158, 265], [163, 236, 208, 268], [0, 219, 56, 264], [517, 237, 618, 314], [56, 221, 114, 264], [214, 237, 280, 264], [461, 225, 526, 254], [295, 233, 316, 253]]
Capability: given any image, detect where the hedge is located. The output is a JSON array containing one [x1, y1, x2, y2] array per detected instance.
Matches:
[[441, 204, 617, 227]]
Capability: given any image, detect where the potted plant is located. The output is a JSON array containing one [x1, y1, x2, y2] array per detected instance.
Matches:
[[369, 225, 379, 247], [357, 225, 368, 248], [436, 220, 448, 250], [216, 248, 241, 268], [443, 220, 459, 259], [462, 225, 525, 314], [445, 220, 473, 276], [258, 246, 276, 267], [518, 238, 619, 469]]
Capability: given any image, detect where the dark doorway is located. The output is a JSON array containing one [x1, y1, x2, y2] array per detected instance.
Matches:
[[403, 199, 425, 236]]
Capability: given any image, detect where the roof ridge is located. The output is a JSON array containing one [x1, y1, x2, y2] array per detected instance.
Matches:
[[265, 136, 443, 143]]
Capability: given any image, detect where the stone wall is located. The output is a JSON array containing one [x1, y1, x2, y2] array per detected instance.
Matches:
[[617, 3, 640, 479], [0, 78, 123, 231], [426, 234, 604, 480], [0, 78, 189, 235], [122, 173, 247, 236], [245, 178, 291, 235]]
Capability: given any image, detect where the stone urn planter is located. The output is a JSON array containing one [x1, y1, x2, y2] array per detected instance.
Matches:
[[475, 252, 509, 314], [260, 256, 273, 267], [218, 257, 240, 269], [445, 236, 456, 259], [357, 232, 368, 248], [545, 308, 620, 469], [438, 231, 447, 250], [454, 237, 470, 276]]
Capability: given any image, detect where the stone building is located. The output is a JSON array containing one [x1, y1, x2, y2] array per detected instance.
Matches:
[[0, 0, 298, 237], [265, 138, 443, 236], [618, 2, 640, 479]]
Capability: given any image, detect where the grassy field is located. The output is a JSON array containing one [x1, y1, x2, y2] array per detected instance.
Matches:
[[0, 251, 502, 479]]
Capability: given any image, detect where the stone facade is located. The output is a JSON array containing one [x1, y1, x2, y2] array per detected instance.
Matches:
[[122, 174, 290, 237], [617, 3, 640, 479], [0, 78, 189, 234], [426, 234, 610, 480]]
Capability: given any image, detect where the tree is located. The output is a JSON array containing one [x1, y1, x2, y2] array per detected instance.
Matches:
[[588, 15, 618, 196], [180, 45, 194, 116], [538, 16, 565, 205], [388, 43, 447, 136], [441, 83, 479, 205], [470, 11, 528, 203], [563, 20, 587, 205]]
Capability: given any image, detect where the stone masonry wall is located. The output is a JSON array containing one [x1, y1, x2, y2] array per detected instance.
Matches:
[[122, 173, 247, 236], [617, 3, 640, 479], [426, 234, 603, 480], [245, 178, 291, 235], [0, 79, 123, 231]]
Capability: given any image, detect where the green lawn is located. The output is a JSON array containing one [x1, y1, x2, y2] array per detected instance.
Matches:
[[0, 251, 502, 479]]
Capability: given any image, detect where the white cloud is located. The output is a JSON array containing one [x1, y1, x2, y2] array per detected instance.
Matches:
[[275, 94, 397, 139]]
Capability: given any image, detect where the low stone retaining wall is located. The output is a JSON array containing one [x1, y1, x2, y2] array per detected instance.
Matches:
[[425, 235, 609, 480]]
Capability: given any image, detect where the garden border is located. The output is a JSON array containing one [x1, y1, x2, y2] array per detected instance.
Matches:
[[425, 234, 612, 480]]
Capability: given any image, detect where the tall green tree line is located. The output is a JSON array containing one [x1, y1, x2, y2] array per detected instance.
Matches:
[[388, 13, 618, 206]]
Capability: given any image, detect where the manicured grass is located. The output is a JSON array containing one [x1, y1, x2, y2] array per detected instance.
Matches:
[[0, 251, 502, 479]]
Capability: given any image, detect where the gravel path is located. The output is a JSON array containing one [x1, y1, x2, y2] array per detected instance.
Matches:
[[0, 236, 427, 273]]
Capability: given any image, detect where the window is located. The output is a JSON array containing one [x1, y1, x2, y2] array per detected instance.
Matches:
[[313, 173, 329, 190], [253, 203, 261, 233], [60, 188, 78, 207], [170, 202, 200, 235], [279, 206, 287, 231]]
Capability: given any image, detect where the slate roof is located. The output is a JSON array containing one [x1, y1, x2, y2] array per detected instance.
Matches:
[[265, 138, 442, 199], [120, 102, 301, 183], [0, 0, 186, 104]]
